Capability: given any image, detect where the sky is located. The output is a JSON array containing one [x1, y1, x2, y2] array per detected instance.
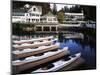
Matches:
[[50, 3, 75, 11]]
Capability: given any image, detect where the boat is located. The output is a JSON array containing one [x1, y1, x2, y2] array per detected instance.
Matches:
[[13, 40, 54, 50], [32, 53, 81, 73], [12, 47, 69, 73], [80, 21, 96, 29], [64, 33, 84, 39], [13, 36, 53, 44], [12, 43, 60, 59]]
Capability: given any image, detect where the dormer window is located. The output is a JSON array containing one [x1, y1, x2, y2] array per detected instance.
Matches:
[[33, 8, 36, 11], [26, 14, 28, 16]]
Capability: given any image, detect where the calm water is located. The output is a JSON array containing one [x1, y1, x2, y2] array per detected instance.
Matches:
[[58, 38, 96, 70]]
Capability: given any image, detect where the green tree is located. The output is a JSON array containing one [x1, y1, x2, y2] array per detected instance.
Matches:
[[57, 10, 65, 23]]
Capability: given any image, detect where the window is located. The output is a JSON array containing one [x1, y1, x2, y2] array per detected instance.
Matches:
[[32, 19, 35, 21], [33, 8, 36, 11], [30, 13, 35, 16], [48, 18, 52, 21], [35, 14, 39, 17], [53, 18, 57, 21], [26, 14, 28, 16], [28, 19, 30, 21], [43, 18, 46, 20], [26, 19, 30, 22], [36, 19, 39, 22]]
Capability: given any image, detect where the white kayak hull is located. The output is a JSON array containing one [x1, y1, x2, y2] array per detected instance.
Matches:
[[13, 40, 54, 50], [13, 43, 60, 59], [13, 36, 53, 44], [12, 47, 69, 73], [32, 53, 81, 73]]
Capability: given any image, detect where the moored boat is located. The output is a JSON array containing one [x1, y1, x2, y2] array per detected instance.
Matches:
[[12, 47, 69, 73], [12, 43, 60, 59], [13, 40, 54, 50], [32, 53, 81, 73], [13, 36, 53, 44]]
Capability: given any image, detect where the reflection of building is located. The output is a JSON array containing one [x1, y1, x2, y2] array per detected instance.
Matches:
[[12, 4, 42, 23], [63, 10, 84, 24], [12, 4, 58, 24], [41, 12, 58, 24]]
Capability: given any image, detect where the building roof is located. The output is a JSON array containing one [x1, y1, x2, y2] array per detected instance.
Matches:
[[42, 12, 56, 17], [27, 5, 42, 13], [65, 12, 84, 16]]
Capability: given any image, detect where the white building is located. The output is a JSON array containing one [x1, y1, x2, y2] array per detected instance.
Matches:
[[64, 10, 84, 24], [41, 12, 58, 24], [12, 4, 58, 24], [12, 4, 42, 23]]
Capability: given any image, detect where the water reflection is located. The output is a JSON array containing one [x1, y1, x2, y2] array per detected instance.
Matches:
[[58, 32, 96, 69]]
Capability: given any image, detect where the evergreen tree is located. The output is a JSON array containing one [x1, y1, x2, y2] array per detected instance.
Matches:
[[74, 5, 81, 13], [64, 6, 70, 12], [69, 5, 81, 13], [52, 3, 57, 15], [57, 9, 65, 23]]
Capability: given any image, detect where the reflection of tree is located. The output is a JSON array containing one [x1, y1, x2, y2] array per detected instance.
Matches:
[[12, 23, 35, 35], [58, 33, 64, 42], [61, 32, 96, 52], [79, 34, 96, 50], [81, 5, 96, 21]]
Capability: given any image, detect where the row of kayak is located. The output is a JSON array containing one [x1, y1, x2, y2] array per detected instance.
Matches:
[[32, 53, 81, 73], [13, 39, 57, 50], [13, 43, 60, 59], [12, 36, 82, 74], [12, 47, 70, 73], [13, 36, 53, 44]]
